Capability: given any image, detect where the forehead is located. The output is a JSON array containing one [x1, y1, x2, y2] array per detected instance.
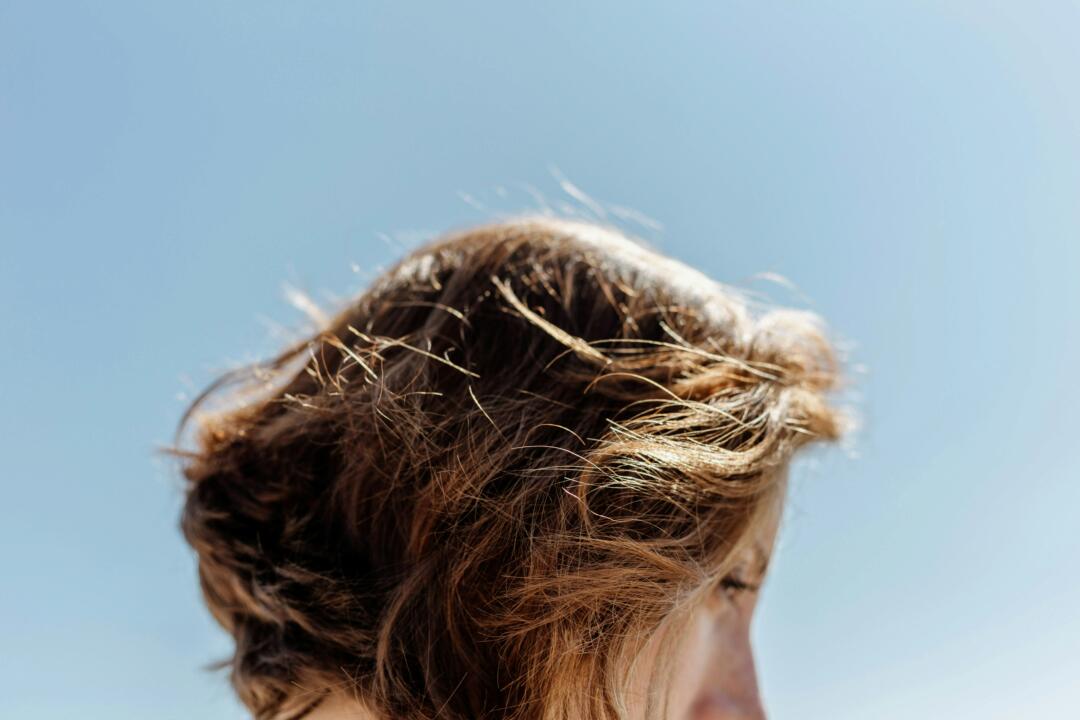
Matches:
[[728, 494, 784, 579]]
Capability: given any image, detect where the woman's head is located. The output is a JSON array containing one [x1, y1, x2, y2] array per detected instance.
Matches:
[[177, 218, 844, 719]]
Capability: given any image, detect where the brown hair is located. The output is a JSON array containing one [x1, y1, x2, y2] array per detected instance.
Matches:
[[175, 218, 844, 720]]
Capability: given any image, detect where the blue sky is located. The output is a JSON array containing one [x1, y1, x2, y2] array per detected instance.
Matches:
[[2, 2, 1078, 718]]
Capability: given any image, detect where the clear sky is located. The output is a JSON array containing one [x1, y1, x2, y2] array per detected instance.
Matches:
[[2, 2, 1078, 718]]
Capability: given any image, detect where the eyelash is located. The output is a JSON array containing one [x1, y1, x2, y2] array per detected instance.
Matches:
[[718, 575, 760, 596]]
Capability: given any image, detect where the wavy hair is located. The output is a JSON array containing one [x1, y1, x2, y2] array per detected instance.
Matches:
[[173, 218, 845, 720]]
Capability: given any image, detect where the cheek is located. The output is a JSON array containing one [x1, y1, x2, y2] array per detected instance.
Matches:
[[625, 607, 719, 720], [628, 596, 767, 720], [663, 606, 721, 718], [674, 601, 766, 720]]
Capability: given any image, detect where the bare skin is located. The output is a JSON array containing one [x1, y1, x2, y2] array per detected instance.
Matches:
[[622, 507, 778, 720], [305, 514, 779, 720]]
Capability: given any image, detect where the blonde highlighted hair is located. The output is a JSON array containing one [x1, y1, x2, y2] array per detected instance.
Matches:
[[175, 218, 845, 719]]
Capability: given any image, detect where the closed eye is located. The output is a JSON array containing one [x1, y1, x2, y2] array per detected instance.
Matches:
[[718, 574, 760, 596]]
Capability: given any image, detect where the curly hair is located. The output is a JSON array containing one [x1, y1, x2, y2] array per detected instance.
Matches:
[[174, 218, 845, 720]]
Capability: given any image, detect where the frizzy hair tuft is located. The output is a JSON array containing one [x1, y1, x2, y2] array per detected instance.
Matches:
[[173, 218, 846, 720]]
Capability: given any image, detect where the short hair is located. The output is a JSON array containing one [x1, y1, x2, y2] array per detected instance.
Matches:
[[176, 218, 844, 720]]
